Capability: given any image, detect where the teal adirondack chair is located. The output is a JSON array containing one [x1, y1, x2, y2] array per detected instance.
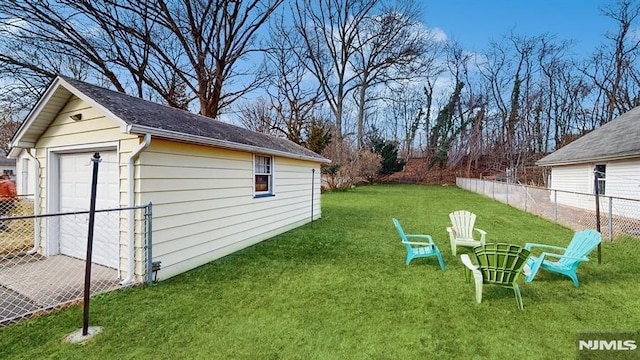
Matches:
[[393, 218, 445, 270], [524, 229, 601, 288], [460, 243, 531, 310]]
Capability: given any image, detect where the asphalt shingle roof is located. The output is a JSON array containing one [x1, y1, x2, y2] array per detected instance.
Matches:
[[536, 106, 640, 166], [60, 76, 328, 163]]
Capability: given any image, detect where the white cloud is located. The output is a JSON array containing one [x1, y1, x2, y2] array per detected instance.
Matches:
[[426, 27, 448, 43]]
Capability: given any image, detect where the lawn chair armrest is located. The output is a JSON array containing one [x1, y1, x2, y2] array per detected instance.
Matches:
[[446, 227, 455, 235], [522, 264, 532, 277], [403, 241, 433, 246], [406, 234, 434, 242], [524, 243, 567, 252], [474, 228, 487, 236], [461, 254, 482, 287], [474, 228, 487, 243], [539, 252, 589, 262], [460, 254, 478, 271]]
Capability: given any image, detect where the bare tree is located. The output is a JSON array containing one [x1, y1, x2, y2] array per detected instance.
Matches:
[[478, 33, 541, 169], [0, 0, 283, 118], [349, 1, 432, 148], [582, 0, 640, 124], [290, 0, 379, 140], [260, 13, 323, 144], [384, 85, 423, 158], [536, 37, 589, 152], [236, 97, 279, 136]]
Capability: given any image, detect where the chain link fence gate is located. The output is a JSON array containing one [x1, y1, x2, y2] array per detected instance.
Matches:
[[0, 199, 151, 326], [457, 178, 640, 241]]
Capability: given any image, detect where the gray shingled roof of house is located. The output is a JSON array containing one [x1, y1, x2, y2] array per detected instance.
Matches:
[[536, 106, 640, 166], [61, 76, 329, 163]]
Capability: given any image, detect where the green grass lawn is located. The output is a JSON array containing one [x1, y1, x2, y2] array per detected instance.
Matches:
[[1, 184, 639, 359]]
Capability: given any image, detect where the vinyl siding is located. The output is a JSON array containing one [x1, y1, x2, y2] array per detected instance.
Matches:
[[598, 160, 640, 218], [15, 150, 36, 196], [31, 96, 144, 280], [25, 95, 323, 282], [605, 159, 640, 200], [138, 139, 321, 280], [550, 159, 640, 218], [551, 163, 594, 210]]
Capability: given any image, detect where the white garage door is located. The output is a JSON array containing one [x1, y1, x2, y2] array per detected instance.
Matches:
[[58, 151, 120, 268]]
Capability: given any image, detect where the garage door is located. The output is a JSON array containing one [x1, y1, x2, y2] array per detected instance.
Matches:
[[58, 151, 120, 268]]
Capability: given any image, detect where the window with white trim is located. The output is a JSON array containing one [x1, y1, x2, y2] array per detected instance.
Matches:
[[595, 164, 606, 195], [254, 155, 273, 195]]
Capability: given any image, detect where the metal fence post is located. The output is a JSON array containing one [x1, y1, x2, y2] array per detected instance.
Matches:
[[145, 202, 154, 284], [82, 152, 101, 336], [594, 168, 602, 263], [554, 190, 558, 222], [525, 186, 528, 212], [608, 197, 613, 241], [506, 182, 509, 205], [311, 169, 315, 222]]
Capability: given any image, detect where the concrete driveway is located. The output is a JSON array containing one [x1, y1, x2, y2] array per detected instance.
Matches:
[[0, 255, 119, 325]]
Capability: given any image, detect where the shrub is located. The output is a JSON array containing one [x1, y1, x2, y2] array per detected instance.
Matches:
[[321, 139, 381, 191]]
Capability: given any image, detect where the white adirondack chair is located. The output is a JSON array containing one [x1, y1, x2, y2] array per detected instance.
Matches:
[[446, 210, 487, 255]]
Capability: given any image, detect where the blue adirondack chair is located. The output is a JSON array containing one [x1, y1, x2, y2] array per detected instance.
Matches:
[[524, 229, 601, 288], [393, 218, 445, 270], [461, 243, 531, 310]]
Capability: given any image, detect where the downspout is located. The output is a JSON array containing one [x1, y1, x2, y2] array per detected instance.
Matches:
[[120, 134, 151, 286], [25, 149, 41, 255]]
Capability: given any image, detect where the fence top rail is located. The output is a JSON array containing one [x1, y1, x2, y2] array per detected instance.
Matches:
[[459, 178, 549, 190], [3, 204, 150, 221], [458, 177, 640, 202]]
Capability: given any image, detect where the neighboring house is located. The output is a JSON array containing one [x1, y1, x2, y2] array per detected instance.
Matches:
[[536, 106, 640, 217], [12, 149, 36, 196], [0, 152, 16, 180], [8, 76, 330, 282]]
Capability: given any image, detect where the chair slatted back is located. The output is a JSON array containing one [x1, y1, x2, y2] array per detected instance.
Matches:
[[393, 218, 413, 253], [559, 229, 601, 267], [473, 243, 530, 286], [393, 218, 407, 241], [449, 210, 476, 239]]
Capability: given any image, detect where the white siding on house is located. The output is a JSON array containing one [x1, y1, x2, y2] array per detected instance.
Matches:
[[551, 163, 594, 210], [15, 150, 36, 196], [604, 160, 640, 200], [138, 139, 321, 280], [594, 159, 640, 219], [550, 159, 640, 218], [550, 163, 593, 193]]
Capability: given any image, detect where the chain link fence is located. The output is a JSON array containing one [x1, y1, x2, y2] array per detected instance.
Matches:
[[457, 178, 640, 241], [0, 198, 151, 326]]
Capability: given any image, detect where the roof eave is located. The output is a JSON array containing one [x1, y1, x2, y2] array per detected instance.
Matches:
[[10, 77, 64, 150], [10, 76, 130, 154], [536, 152, 640, 167], [127, 124, 331, 164]]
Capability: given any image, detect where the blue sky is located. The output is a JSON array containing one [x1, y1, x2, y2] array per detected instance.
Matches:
[[422, 0, 614, 57]]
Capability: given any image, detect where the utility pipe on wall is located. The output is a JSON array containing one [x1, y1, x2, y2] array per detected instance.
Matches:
[[25, 149, 41, 255], [120, 134, 151, 286]]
